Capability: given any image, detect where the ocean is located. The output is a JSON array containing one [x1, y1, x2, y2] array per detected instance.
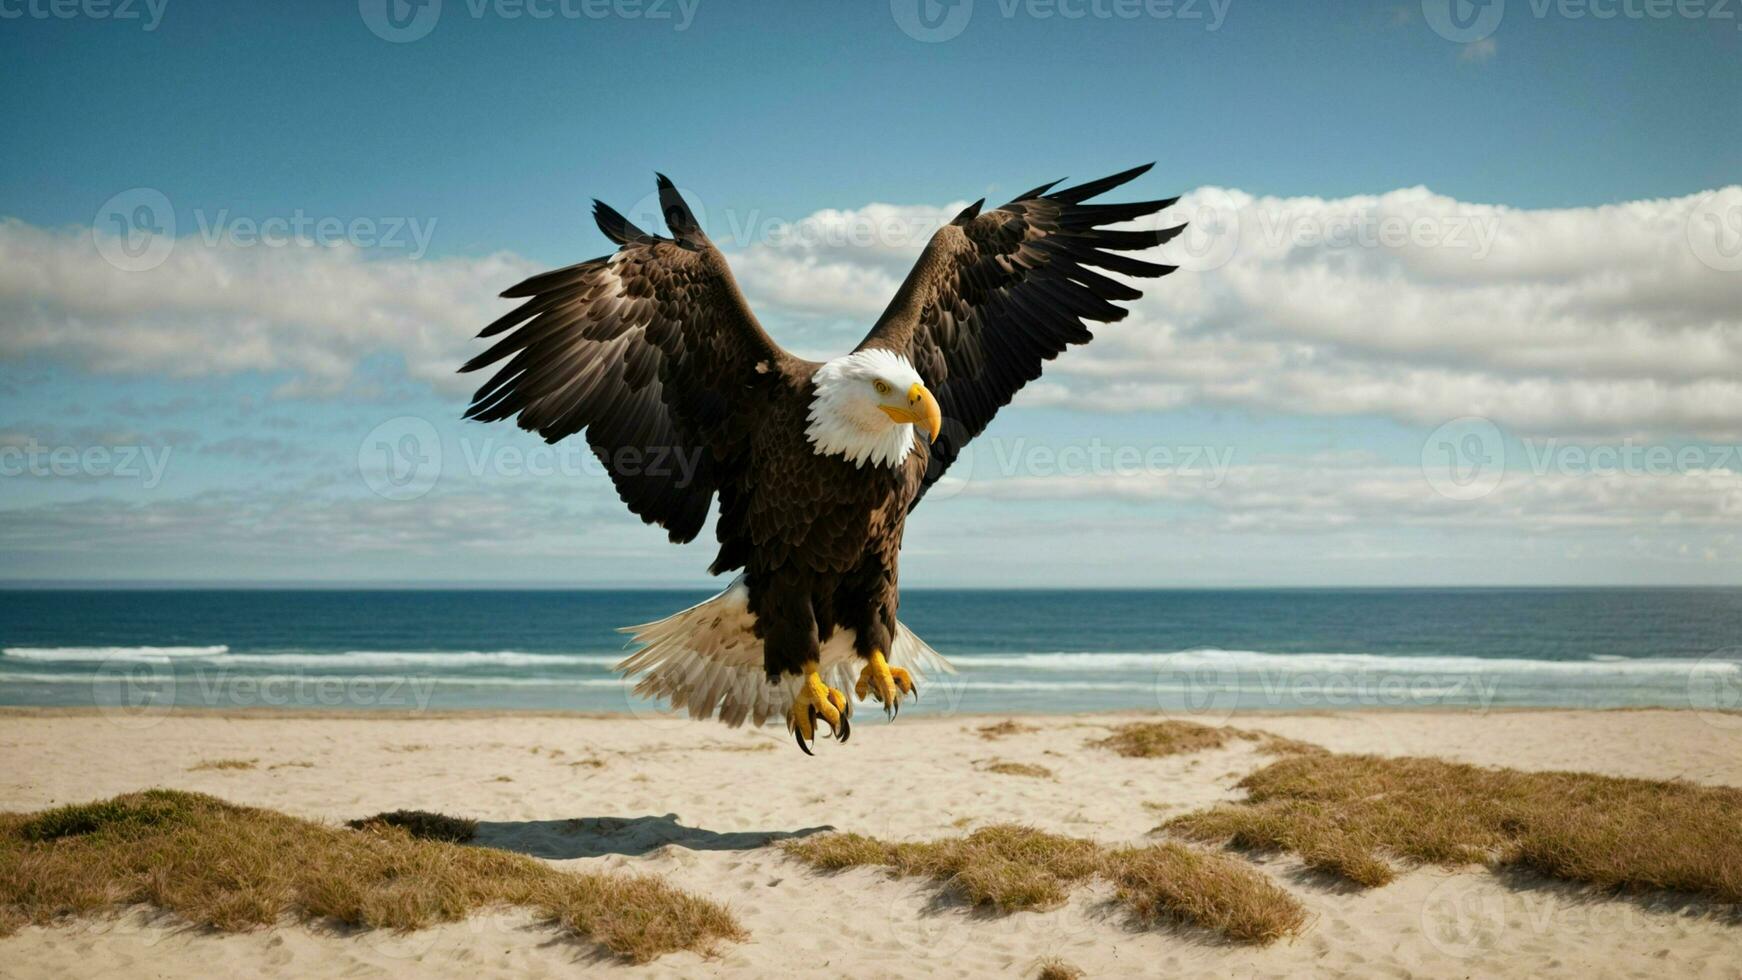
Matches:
[[2, 588, 1739, 719]]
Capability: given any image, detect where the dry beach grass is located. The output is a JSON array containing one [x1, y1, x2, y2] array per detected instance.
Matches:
[[1034, 957, 1084, 980], [346, 808, 479, 843], [1091, 720, 1320, 760], [3, 709, 1741, 978], [1166, 751, 1742, 902], [981, 760, 1055, 779], [0, 790, 744, 962], [783, 824, 1308, 944]]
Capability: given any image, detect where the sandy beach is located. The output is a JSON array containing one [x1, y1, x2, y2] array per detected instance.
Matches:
[[3, 707, 1740, 978]]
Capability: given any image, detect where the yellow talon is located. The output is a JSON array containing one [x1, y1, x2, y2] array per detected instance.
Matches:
[[855, 649, 915, 718], [788, 663, 850, 754]]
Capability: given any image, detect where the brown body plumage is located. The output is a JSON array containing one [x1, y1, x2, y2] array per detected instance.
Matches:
[[460, 166, 1183, 748]]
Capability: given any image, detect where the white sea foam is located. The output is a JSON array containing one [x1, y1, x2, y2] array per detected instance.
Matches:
[[3, 647, 1728, 678], [0, 647, 619, 668], [951, 680, 1136, 691], [0, 672, 629, 688], [949, 649, 1739, 676], [2, 646, 230, 663], [0, 669, 1707, 709], [215, 651, 622, 668]]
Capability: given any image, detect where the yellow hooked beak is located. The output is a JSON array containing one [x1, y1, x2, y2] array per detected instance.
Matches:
[[879, 382, 943, 443]]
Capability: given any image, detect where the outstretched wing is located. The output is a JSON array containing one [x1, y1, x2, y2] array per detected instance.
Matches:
[[461, 176, 791, 544], [855, 164, 1184, 501]]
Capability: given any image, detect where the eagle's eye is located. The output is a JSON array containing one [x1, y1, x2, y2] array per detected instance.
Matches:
[[872, 379, 891, 395]]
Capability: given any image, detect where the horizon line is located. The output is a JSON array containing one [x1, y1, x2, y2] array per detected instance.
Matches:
[[3, 582, 1738, 593]]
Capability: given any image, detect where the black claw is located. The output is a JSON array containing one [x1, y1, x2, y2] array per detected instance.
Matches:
[[793, 725, 813, 755], [837, 713, 852, 743], [892, 699, 900, 720]]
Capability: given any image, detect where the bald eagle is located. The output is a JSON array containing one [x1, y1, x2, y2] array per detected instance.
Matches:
[[461, 165, 1183, 752]]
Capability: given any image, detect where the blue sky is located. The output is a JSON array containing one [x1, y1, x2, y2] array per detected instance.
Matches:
[[5, 0, 1738, 250], [2, 0, 1740, 586]]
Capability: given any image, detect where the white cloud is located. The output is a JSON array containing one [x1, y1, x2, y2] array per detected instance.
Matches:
[[952, 461, 1742, 534], [740, 185, 1742, 440], [0, 474, 708, 581], [0, 219, 532, 397], [4, 185, 1741, 440]]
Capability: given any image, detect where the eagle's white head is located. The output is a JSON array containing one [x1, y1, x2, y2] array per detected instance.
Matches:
[[805, 348, 943, 468]]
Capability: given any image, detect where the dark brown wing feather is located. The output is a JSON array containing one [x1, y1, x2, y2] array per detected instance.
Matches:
[[461, 177, 792, 544], [855, 164, 1184, 502]]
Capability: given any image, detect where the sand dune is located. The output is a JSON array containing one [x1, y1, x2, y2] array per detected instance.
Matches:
[[3, 708, 1739, 978]]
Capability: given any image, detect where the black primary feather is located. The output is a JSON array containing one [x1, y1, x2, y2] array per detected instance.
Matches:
[[856, 165, 1186, 503], [655, 173, 706, 244]]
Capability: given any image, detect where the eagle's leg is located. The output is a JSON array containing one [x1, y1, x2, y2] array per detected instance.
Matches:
[[855, 649, 916, 719], [788, 662, 850, 754]]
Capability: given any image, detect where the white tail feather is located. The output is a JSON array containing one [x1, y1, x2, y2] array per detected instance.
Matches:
[[616, 574, 954, 727]]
